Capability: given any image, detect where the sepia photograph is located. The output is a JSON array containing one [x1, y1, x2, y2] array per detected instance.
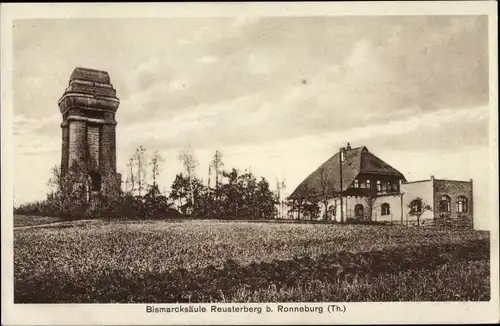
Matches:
[[1, 2, 498, 325]]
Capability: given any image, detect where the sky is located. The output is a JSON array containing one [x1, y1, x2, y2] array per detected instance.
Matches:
[[12, 15, 493, 229]]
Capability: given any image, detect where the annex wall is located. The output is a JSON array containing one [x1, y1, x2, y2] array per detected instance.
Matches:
[[434, 179, 473, 227], [401, 178, 434, 223]]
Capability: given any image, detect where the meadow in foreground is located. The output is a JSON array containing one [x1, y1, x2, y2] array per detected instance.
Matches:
[[14, 217, 490, 303]]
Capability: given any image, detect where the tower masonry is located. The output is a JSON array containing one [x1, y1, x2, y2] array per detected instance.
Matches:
[[59, 67, 121, 198]]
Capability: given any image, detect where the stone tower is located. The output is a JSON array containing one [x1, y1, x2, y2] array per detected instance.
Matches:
[[59, 67, 120, 200]]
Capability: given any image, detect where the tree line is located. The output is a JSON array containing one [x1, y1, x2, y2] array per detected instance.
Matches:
[[14, 145, 279, 220]]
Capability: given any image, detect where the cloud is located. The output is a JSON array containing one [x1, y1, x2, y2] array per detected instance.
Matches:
[[120, 15, 487, 150], [198, 55, 218, 64], [345, 39, 371, 68]]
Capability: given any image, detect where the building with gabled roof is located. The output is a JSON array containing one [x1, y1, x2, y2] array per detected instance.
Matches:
[[289, 144, 406, 199], [287, 143, 474, 228]]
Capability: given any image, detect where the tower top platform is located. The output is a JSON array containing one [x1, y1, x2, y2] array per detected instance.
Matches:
[[58, 67, 119, 114], [70, 67, 111, 84]]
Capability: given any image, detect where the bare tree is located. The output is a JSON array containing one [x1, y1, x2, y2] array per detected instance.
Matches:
[[363, 194, 378, 222], [275, 177, 287, 219], [207, 164, 212, 189], [178, 144, 199, 209], [149, 150, 164, 190], [211, 150, 224, 189], [46, 163, 90, 215], [276, 178, 282, 219], [289, 184, 317, 220], [408, 197, 432, 228], [318, 167, 335, 220], [134, 145, 148, 197], [47, 165, 62, 195], [126, 157, 135, 194], [280, 178, 286, 219]]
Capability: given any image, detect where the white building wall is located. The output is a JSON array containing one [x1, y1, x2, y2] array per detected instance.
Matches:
[[286, 179, 437, 224], [324, 195, 402, 223], [401, 179, 435, 223], [371, 195, 403, 223]]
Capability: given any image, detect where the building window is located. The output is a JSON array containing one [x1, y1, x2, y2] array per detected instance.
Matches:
[[439, 195, 451, 213], [328, 205, 336, 218], [381, 203, 390, 216], [392, 181, 399, 193], [410, 199, 422, 215], [376, 180, 381, 193], [456, 196, 468, 213], [366, 180, 371, 189], [354, 179, 359, 188]]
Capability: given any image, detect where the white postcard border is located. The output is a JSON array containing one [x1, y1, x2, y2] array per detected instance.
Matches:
[[1, 2, 498, 325]]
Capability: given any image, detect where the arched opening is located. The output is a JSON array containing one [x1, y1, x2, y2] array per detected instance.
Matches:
[[328, 205, 336, 219], [381, 203, 391, 216], [354, 204, 364, 219], [90, 171, 102, 192], [439, 195, 451, 213], [456, 196, 468, 213], [410, 199, 422, 215]]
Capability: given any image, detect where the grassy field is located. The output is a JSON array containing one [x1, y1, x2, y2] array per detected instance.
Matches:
[[13, 215, 64, 228], [13, 216, 490, 303]]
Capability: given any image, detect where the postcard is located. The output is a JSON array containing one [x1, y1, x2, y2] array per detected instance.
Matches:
[[1, 2, 498, 325]]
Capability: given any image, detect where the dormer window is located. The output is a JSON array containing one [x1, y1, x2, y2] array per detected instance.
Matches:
[[354, 179, 359, 188]]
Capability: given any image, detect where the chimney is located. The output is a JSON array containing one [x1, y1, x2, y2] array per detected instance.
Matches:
[[340, 147, 346, 162], [346, 142, 351, 150]]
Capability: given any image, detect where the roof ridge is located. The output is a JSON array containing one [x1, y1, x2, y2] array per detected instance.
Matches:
[[289, 145, 405, 200]]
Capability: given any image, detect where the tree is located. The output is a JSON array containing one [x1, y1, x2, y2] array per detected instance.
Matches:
[[47, 165, 63, 195], [287, 184, 317, 220], [143, 183, 172, 218], [362, 184, 378, 222], [178, 144, 199, 211], [220, 168, 240, 217], [126, 157, 135, 194], [256, 177, 278, 219], [302, 199, 320, 220], [169, 173, 191, 212], [363, 195, 378, 222], [318, 167, 335, 220], [276, 178, 282, 219], [149, 150, 164, 190], [169, 173, 205, 215], [134, 145, 148, 197], [46, 163, 90, 218], [144, 150, 164, 214], [211, 150, 224, 190], [408, 197, 432, 228]]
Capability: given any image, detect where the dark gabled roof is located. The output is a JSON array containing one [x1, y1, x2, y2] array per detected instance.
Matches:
[[288, 146, 406, 200]]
